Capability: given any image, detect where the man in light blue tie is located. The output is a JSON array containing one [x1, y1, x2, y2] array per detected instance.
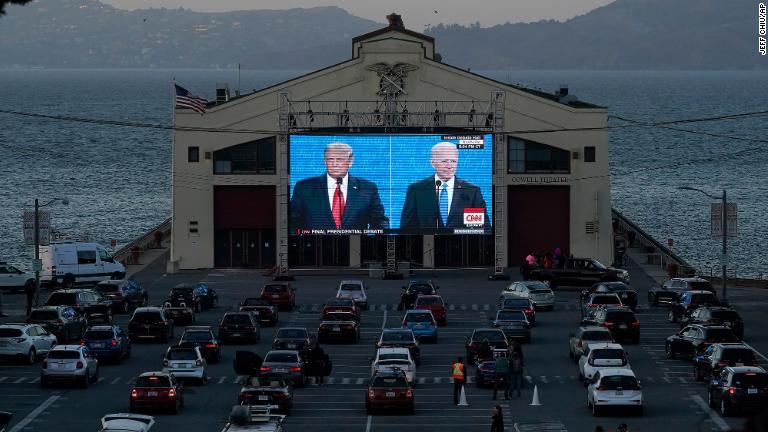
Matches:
[[400, 142, 489, 231]]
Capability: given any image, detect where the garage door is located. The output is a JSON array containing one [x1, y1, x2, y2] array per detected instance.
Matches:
[[507, 186, 570, 266]]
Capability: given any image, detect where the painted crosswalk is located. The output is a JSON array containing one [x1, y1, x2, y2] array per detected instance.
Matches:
[[293, 302, 645, 313]]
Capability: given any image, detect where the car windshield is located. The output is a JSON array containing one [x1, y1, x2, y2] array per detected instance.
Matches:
[[222, 314, 251, 324], [167, 349, 197, 360], [340, 284, 361, 291], [265, 352, 298, 363], [705, 329, 739, 342], [95, 284, 120, 293], [371, 377, 408, 388], [46, 292, 76, 305], [599, 375, 640, 390], [690, 281, 714, 291], [0, 328, 23, 337], [474, 330, 506, 342], [84, 330, 114, 339], [497, 311, 526, 321], [48, 350, 80, 359], [381, 332, 413, 343], [132, 312, 161, 323], [503, 299, 529, 308], [592, 349, 624, 360], [415, 297, 442, 305], [379, 353, 409, 361], [326, 299, 353, 307], [182, 331, 212, 341], [264, 285, 287, 293], [524, 281, 549, 290], [136, 376, 170, 387], [277, 329, 307, 339], [324, 313, 355, 321], [404, 313, 433, 323], [592, 296, 620, 304], [29, 310, 59, 320], [721, 349, 756, 362], [408, 284, 433, 294], [732, 373, 768, 387], [583, 331, 613, 341]]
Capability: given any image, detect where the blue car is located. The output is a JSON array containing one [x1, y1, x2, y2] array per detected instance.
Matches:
[[82, 325, 131, 362], [402, 309, 438, 342]]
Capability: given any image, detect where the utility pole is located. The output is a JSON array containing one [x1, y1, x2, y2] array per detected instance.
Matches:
[[721, 189, 727, 301]]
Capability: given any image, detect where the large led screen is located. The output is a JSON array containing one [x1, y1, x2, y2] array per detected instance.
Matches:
[[289, 134, 493, 235]]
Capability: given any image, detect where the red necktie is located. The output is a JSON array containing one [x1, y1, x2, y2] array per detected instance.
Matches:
[[332, 183, 345, 228]]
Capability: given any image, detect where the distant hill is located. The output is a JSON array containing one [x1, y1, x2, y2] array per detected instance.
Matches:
[[0, 0, 763, 70]]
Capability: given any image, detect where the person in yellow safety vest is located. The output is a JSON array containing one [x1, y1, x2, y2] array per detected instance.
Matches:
[[452, 356, 467, 405]]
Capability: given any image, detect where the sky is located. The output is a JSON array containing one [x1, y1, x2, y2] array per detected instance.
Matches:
[[99, 0, 616, 30]]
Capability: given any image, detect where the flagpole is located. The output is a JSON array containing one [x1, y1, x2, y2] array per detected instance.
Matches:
[[170, 78, 176, 272]]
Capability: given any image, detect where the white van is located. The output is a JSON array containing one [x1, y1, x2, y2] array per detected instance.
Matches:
[[40, 242, 125, 288]]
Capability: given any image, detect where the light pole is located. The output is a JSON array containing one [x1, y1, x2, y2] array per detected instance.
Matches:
[[33, 198, 68, 298], [678, 186, 728, 301]]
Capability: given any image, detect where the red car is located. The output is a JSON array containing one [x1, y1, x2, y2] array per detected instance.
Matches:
[[321, 298, 361, 320], [260, 283, 295, 311], [414, 295, 447, 326], [129, 371, 184, 414], [366, 370, 414, 414]]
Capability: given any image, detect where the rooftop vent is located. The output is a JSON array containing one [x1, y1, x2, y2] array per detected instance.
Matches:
[[216, 83, 230, 104], [556, 85, 579, 105]]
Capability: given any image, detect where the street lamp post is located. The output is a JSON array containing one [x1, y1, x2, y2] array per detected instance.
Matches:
[[678, 186, 728, 302], [33, 198, 68, 300]]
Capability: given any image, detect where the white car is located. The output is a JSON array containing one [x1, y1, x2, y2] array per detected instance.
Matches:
[[41, 344, 99, 388], [578, 343, 630, 385], [336, 280, 368, 310], [499, 281, 555, 310], [0, 262, 35, 293], [99, 413, 155, 432], [586, 368, 643, 416], [0, 323, 58, 364], [162, 346, 207, 384], [371, 347, 416, 385]]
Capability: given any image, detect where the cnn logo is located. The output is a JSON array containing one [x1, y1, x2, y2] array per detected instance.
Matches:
[[463, 208, 485, 226]]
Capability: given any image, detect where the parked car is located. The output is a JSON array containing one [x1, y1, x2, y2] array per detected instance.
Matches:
[[398, 279, 438, 311], [413, 295, 448, 326], [499, 297, 536, 326], [162, 346, 207, 384], [238, 375, 294, 415], [260, 350, 308, 387], [128, 307, 174, 343], [260, 283, 296, 311], [0, 412, 10, 432], [683, 307, 744, 339], [582, 293, 623, 319], [666, 325, 740, 359], [365, 370, 414, 414], [218, 312, 261, 343], [321, 298, 361, 321], [221, 405, 285, 432], [0, 262, 35, 293], [271, 328, 316, 355], [583, 282, 637, 311], [193, 284, 218, 309], [45, 289, 113, 324], [371, 347, 416, 385], [178, 326, 220, 363], [81, 325, 131, 362], [40, 344, 99, 388], [578, 343, 630, 385], [500, 280, 555, 310], [648, 277, 716, 306], [465, 328, 509, 363], [165, 285, 204, 313], [99, 413, 155, 432], [26, 306, 86, 342], [402, 309, 438, 342], [491, 309, 532, 343], [239, 299, 280, 326], [589, 306, 640, 344], [39, 241, 125, 288], [318, 311, 360, 343], [95, 279, 148, 313], [669, 291, 722, 322], [531, 257, 629, 289], [335, 279, 368, 310], [569, 326, 614, 363], [0, 323, 57, 364], [376, 329, 421, 365], [708, 366, 768, 416], [161, 299, 195, 326], [694, 343, 759, 382], [129, 371, 184, 414], [586, 368, 643, 416]]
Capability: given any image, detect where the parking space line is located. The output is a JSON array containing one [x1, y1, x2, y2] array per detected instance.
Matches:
[[30, 377, 40, 383], [690, 394, 729, 431], [110, 377, 122, 385], [0, 377, 7, 383], [13, 377, 26, 384], [365, 415, 372, 432], [8, 395, 59, 432], [218, 376, 227, 384], [356, 378, 366, 385]]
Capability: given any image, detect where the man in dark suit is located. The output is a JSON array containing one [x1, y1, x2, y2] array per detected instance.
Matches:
[[290, 142, 389, 232], [400, 142, 489, 231]]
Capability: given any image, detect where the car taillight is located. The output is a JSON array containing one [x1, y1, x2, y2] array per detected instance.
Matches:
[[524, 308, 533, 314], [289, 366, 301, 372], [603, 321, 614, 327], [406, 389, 413, 398], [260, 366, 271, 372], [728, 387, 737, 395], [205, 343, 217, 348], [168, 389, 176, 398], [717, 361, 728, 367], [111, 339, 118, 347], [631, 320, 640, 328], [79, 339, 86, 346], [196, 360, 203, 367], [76, 361, 84, 369], [368, 389, 375, 399], [131, 389, 138, 398]]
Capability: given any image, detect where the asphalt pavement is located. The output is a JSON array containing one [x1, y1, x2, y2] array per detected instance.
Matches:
[[2, 259, 768, 432]]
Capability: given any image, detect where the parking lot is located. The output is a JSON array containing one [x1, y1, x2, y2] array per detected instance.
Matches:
[[2, 258, 768, 432]]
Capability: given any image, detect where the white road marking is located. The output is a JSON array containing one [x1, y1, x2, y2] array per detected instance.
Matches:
[[218, 376, 227, 384], [381, 310, 387, 331], [0, 377, 6, 382], [365, 415, 372, 432], [691, 394, 729, 431], [540, 376, 548, 383], [9, 395, 60, 432], [471, 304, 478, 311], [525, 376, 533, 383], [110, 377, 122, 385], [342, 378, 351, 385], [30, 377, 40, 383], [356, 378, 366, 385], [13, 377, 26, 384]]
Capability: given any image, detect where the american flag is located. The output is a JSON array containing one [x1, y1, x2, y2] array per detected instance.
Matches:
[[174, 84, 207, 114]]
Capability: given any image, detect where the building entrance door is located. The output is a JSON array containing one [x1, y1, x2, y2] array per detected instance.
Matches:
[[214, 229, 276, 268]]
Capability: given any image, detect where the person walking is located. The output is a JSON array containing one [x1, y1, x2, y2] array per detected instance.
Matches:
[[451, 356, 467, 405], [490, 405, 504, 432], [509, 351, 524, 398], [309, 346, 327, 385], [24, 280, 36, 316], [492, 354, 509, 400]]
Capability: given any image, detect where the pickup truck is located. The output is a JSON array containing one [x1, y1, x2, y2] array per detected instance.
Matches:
[[530, 258, 629, 289]]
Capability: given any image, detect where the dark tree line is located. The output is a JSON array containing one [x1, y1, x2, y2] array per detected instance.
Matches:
[[1, 0, 32, 16]]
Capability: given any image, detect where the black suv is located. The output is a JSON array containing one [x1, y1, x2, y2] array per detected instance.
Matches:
[[94, 279, 148, 313], [683, 307, 743, 339], [128, 307, 174, 342], [582, 282, 638, 311], [589, 306, 640, 344], [44, 289, 112, 323], [465, 328, 509, 363], [26, 306, 86, 342], [708, 366, 768, 416], [666, 325, 740, 359], [239, 298, 279, 327], [694, 343, 759, 381], [178, 326, 220, 363], [165, 285, 204, 313], [669, 291, 721, 323], [398, 279, 438, 311], [218, 312, 261, 343], [376, 329, 421, 365]]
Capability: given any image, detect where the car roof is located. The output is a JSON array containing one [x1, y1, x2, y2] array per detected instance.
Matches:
[[266, 350, 300, 355], [339, 280, 363, 285], [184, 326, 213, 332], [415, 294, 442, 300], [579, 326, 611, 332], [31, 305, 63, 311], [52, 289, 93, 293], [586, 342, 624, 350], [600, 306, 633, 312], [134, 307, 162, 313], [377, 347, 410, 354], [597, 368, 636, 377], [87, 325, 117, 331], [725, 366, 766, 374], [97, 279, 128, 285], [52, 344, 84, 351], [382, 328, 414, 334], [473, 327, 505, 333], [276, 327, 308, 331], [404, 309, 433, 314], [687, 290, 715, 294], [138, 371, 171, 378], [371, 370, 408, 379]]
